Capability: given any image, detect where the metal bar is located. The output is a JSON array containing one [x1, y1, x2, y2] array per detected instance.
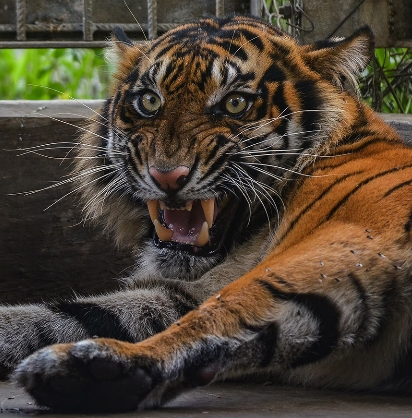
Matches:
[[0, 25, 15, 32], [26, 23, 83, 32], [16, 0, 26, 41], [0, 41, 109, 48], [83, 0, 94, 41], [95, 23, 178, 32], [0, 22, 179, 34], [2, 23, 81, 33], [216, 0, 225, 17], [147, 0, 158, 39], [250, 0, 261, 17]]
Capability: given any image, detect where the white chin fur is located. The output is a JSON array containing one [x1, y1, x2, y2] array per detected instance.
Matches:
[[132, 240, 220, 282]]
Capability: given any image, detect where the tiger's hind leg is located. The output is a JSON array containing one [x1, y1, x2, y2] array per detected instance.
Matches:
[[13, 223, 412, 412]]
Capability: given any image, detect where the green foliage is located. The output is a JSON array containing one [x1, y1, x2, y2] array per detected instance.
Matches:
[[0, 45, 411, 113], [360, 48, 412, 114], [0, 48, 113, 100]]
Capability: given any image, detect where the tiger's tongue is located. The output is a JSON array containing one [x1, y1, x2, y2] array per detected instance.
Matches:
[[148, 199, 215, 247], [164, 200, 205, 242]]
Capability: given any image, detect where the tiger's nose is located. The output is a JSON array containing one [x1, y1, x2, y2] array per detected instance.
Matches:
[[149, 166, 191, 192]]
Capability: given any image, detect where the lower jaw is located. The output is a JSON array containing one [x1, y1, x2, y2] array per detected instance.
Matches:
[[153, 233, 221, 256], [150, 243, 223, 280]]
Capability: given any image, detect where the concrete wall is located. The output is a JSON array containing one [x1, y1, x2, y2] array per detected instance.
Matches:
[[301, 0, 412, 47], [0, 101, 411, 304]]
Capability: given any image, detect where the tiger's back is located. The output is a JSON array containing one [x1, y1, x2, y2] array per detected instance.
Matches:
[[3, 15, 412, 412]]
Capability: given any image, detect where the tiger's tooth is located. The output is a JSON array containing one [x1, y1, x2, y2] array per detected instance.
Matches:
[[147, 200, 159, 223], [153, 219, 174, 241], [185, 200, 193, 211], [159, 201, 166, 210], [195, 222, 209, 247], [200, 198, 215, 228]]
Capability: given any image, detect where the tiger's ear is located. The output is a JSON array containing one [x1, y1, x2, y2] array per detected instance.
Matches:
[[108, 27, 136, 61], [304, 26, 375, 90], [106, 27, 148, 83], [113, 27, 134, 48]]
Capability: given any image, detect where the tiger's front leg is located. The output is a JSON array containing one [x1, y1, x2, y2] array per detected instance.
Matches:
[[13, 225, 410, 412]]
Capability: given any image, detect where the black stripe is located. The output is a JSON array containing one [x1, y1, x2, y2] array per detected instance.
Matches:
[[268, 40, 290, 58], [147, 309, 166, 335], [383, 178, 412, 198], [168, 290, 199, 317], [325, 166, 412, 222], [126, 144, 146, 182], [347, 273, 371, 345], [405, 208, 412, 235], [338, 130, 375, 147], [219, 40, 248, 61], [246, 33, 264, 52], [111, 90, 122, 122], [263, 64, 286, 82], [350, 275, 401, 353], [239, 319, 265, 334], [195, 60, 214, 92], [97, 100, 111, 150], [200, 153, 230, 183], [336, 136, 400, 155], [30, 323, 57, 351], [48, 301, 136, 342], [204, 135, 228, 165], [124, 67, 142, 87], [294, 80, 321, 148], [278, 171, 363, 245], [257, 323, 278, 367], [162, 61, 185, 91], [258, 280, 341, 367], [129, 135, 144, 165], [271, 84, 289, 136], [154, 40, 181, 61], [134, 279, 200, 317], [336, 103, 367, 147], [364, 278, 400, 353], [267, 273, 295, 291]]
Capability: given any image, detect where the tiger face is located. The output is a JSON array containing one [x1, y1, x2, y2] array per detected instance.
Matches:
[[77, 16, 373, 279]]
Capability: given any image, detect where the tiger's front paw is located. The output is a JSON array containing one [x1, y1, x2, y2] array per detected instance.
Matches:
[[13, 339, 155, 412]]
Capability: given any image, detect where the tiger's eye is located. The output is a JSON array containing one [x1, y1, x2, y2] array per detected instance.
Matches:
[[140, 91, 161, 114], [224, 94, 247, 116]]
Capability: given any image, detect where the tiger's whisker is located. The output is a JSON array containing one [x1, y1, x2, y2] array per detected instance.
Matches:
[[123, 0, 148, 43], [43, 171, 120, 212]]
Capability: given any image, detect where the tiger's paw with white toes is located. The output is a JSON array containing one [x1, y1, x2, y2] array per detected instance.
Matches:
[[12, 338, 221, 413], [13, 340, 157, 412]]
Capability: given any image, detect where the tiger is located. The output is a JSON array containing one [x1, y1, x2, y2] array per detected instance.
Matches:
[[1, 14, 412, 413]]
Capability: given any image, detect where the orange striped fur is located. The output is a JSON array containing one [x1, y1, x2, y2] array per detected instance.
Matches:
[[4, 15, 412, 412]]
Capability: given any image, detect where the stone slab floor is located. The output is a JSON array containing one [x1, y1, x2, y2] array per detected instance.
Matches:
[[1, 380, 412, 417]]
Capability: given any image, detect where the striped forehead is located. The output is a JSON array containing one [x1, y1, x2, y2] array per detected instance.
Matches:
[[133, 17, 298, 96], [143, 48, 255, 94]]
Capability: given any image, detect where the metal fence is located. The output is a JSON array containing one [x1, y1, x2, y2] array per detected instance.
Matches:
[[0, 0, 261, 48], [0, 0, 410, 48]]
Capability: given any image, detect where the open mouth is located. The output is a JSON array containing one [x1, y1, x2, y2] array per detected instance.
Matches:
[[147, 197, 230, 254]]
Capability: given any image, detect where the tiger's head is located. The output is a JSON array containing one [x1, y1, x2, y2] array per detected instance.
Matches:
[[76, 15, 374, 280]]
